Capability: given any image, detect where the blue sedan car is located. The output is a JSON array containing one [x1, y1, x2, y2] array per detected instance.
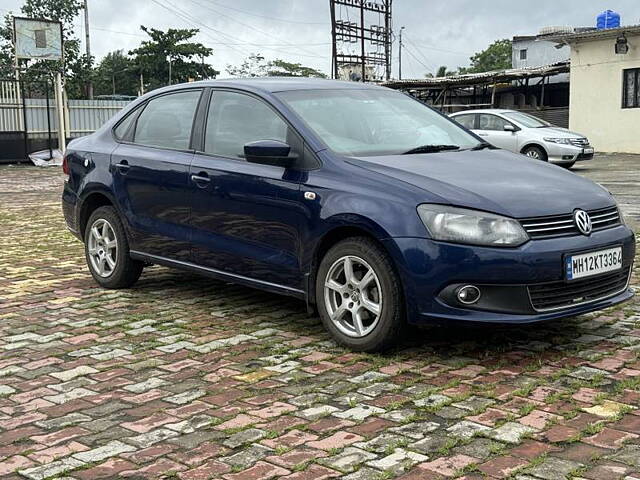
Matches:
[[62, 78, 635, 352]]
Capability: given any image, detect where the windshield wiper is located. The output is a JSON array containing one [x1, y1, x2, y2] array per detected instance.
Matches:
[[470, 142, 493, 151], [402, 144, 460, 155]]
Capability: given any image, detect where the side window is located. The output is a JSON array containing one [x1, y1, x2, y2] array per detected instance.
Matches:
[[204, 91, 291, 159], [454, 114, 476, 129], [113, 105, 139, 140], [478, 114, 511, 131], [133, 90, 202, 150]]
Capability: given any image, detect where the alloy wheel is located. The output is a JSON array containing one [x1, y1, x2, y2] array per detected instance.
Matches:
[[323, 255, 382, 338], [87, 219, 118, 277], [526, 149, 541, 159]]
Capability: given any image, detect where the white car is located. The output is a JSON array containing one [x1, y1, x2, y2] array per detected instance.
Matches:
[[450, 109, 594, 169]]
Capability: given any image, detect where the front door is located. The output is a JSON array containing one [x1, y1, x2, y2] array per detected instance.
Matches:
[[111, 89, 202, 261], [475, 113, 518, 151], [189, 90, 306, 289]]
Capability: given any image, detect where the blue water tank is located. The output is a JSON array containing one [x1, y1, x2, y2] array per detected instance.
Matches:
[[597, 10, 621, 30]]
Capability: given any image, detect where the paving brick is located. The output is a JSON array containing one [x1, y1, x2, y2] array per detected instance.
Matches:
[[1, 165, 640, 480], [583, 427, 639, 449], [478, 456, 529, 478], [418, 454, 479, 477]]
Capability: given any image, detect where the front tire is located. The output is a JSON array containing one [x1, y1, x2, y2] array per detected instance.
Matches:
[[84, 206, 143, 289], [523, 145, 548, 162], [315, 237, 405, 352]]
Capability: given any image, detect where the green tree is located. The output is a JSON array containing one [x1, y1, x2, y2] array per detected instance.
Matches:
[[459, 39, 512, 74], [425, 65, 455, 78], [226, 53, 267, 77], [226, 53, 326, 78], [266, 59, 326, 78], [129, 26, 219, 92], [94, 50, 138, 97]]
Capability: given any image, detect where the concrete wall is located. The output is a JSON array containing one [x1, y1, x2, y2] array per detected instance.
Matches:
[[569, 36, 640, 153], [512, 38, 570, 83]]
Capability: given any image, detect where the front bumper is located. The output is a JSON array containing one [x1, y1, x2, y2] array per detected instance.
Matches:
[[546, 143, 594, 164], [383, 225, 635, 325]]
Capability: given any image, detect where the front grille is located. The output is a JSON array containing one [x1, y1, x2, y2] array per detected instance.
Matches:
[[569, 138, 589, 148], [528, 266, 631, 312], [520, 206, 620, 239]]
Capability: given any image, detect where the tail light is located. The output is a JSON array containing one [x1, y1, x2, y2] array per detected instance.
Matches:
[[62, 153, 70, 176]]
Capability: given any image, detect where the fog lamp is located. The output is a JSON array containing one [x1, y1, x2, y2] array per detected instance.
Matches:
[[456, 285, 481, 305]]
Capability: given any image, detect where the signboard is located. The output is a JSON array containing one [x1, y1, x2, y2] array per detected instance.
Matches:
[[13, 17, 63, 61]]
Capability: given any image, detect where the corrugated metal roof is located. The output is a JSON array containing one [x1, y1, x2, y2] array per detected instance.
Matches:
[[381, 62, 569, 90], [545, 25, 640, 43]]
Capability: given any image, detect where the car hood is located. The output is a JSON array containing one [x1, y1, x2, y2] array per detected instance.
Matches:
[[533, 126, 585, 138], [348, 149, 613, 218]]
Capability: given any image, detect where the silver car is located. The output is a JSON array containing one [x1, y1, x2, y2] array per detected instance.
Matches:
[[450, 109, 594, 169]]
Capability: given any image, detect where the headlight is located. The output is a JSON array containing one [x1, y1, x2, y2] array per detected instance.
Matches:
[[417, 204, 529, 247], [543, 138, 572, 145]]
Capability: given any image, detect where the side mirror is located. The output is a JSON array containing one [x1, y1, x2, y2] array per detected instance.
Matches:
[[244, 140, 297, 168], [503, 124, 517, 133]]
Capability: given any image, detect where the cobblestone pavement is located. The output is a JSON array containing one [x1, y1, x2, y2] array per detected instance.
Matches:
[[0, 156, 639, 480]]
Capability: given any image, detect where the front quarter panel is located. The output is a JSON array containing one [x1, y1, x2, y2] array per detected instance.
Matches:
[[298, 152, 429, 274]]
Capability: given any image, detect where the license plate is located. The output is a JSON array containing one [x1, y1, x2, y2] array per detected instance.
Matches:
[[583, 147, 594, 154], [565, 247, 622, 281]]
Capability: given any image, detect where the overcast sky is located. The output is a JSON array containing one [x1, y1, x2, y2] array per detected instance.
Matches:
[[2, 0, 639, 79]]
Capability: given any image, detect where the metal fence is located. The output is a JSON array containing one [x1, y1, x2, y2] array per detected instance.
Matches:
[[1, 78, 132, 162], [0, 97, 131, 139]]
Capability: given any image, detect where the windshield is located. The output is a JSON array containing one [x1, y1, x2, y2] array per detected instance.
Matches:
[[276, 89, 480, 156], [503, 111, 553, 128]]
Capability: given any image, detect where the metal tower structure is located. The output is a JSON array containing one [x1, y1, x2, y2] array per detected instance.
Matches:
[[329, 0, 393, 82]]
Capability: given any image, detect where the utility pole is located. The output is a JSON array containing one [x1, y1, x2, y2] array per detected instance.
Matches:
[[398, 26, 405, 80], [83, 0, 93, 99]]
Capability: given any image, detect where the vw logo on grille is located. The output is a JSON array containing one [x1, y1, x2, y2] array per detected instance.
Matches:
[[574, 209, 592, 235]]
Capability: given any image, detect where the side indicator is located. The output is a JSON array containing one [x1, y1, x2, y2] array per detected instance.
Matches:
[[304, 191, 316, 200]]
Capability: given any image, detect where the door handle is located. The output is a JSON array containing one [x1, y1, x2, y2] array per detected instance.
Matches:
[[191, 172, 211, 187], [115, 160, 130, 174], [478, 133, 489, 137]]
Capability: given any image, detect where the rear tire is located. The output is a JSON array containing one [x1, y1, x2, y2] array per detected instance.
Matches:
[[315, 237, 405, 352], [84, 206, 143, 289], [522, 145, 548, 162]]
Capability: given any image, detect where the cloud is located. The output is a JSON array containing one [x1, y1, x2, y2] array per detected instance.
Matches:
[[3, 0, 639, 79]]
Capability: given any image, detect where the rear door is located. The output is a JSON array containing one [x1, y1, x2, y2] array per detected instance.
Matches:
[[188, 89, 308, 290], [111, 89, 203, 261], [475, 113, 518, 151]]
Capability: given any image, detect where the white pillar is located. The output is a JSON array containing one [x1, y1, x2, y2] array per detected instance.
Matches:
[[55, 72, 66, 152]]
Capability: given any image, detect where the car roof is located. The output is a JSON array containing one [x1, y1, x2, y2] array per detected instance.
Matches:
[[162, 77, 389, 94], [451, 109, 518, 116]]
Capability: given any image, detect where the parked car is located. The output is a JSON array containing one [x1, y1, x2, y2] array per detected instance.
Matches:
[[450, 109, 594, 169], [62, 79, 634, 352]]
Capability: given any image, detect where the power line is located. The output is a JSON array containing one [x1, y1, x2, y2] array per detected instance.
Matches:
[[183, 0, 326, 58], [149, 0, 252, 57], [403, 37, 438, 72], [402, 38, 470, 56], [93, 25, 330, 48], [402, 43, 435, 75], [150, 0, 327, 60], [190, 0, 327, 25]]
